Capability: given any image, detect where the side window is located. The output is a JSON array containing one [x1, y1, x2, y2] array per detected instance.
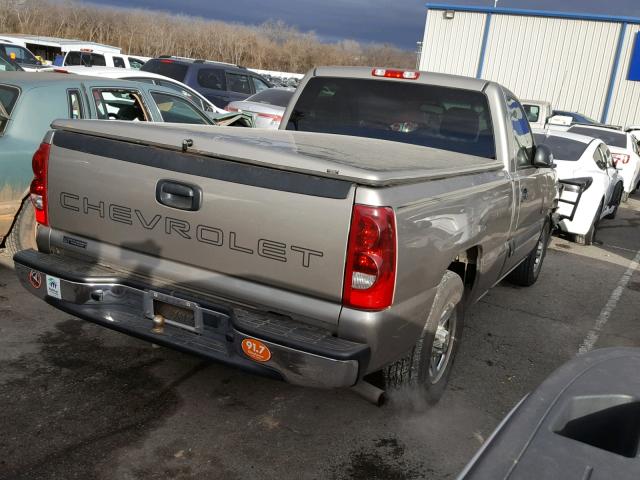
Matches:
[[113, 56, 125, 68], [151, 91, 210, 125], [91, 54, 106, 66], [128, 58, 145, 69], [227, 73, 251, 94], [507, 96, 534, 168], [197, 68, 226, 90], [599, 144, 613, 168], [92, 89, 148, 121], [252, 76, 270, 93], [593, 145, 606, 170], [67, 89, 84, 119], [156, 80, 207, 111]]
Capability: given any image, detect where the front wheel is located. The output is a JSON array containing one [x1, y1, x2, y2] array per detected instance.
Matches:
[[5, 202, 37, 256], [382, 271, 464, 405], [507, 220, 550, 287]]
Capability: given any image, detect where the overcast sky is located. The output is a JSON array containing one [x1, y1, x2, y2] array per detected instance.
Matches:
[[87, 0, 640, 49]]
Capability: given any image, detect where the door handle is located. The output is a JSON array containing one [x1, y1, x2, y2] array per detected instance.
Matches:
[[156, 180, 202, 211], [521, 187, 529, 201]]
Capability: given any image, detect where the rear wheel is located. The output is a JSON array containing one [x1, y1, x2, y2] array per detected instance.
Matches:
[[382, 271, 464, 405], [507, 220, 550, 287], [575, 201, 603, 246], [605, 183, 623, 220], [5, 202, 37, 256]]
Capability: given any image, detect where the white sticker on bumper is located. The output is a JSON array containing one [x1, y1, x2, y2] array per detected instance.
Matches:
[[46, 275, 62, 299]]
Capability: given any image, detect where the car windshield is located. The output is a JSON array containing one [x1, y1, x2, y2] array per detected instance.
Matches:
[[0, 85, 20, 135], [534, 134, 589, 161], [555, 110, 599, 125], [247, 89, 293, 107], [0, 44, 39, 65], [287, 77, 496, 159], [569, 126, 627, 148], [140, 60, 189, 82], [0, 55, 20, 71]]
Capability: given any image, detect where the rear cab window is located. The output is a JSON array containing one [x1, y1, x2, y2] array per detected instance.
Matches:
[[92, 88, 148, 121], [0, 85, 20, 135], [287, 77, 496, 159], [533, 134, 589, 161], [65, 51, 106, 67], [113, 56, 125, 68]]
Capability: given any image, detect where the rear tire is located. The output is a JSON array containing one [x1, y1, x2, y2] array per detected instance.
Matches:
[[507, 220, 550, 287], [5, 202, 37, 256], [382, 271, 464, 405], [574, 201, 603, 246], [604, 184, 623, 220]]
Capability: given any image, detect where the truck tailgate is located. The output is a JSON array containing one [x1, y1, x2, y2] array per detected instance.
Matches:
[[47, 130, 356, 302]]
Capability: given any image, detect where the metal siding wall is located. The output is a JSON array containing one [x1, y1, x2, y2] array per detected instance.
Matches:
[[607, 24, 640, 126], [481, 15, 621, 121], [420, 11, 486, 77]]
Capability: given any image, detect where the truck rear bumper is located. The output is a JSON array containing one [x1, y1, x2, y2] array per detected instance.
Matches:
[[14, 250, 368, 389]]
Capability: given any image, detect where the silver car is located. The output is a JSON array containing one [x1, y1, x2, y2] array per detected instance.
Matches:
[[227, 88, 294, 129]]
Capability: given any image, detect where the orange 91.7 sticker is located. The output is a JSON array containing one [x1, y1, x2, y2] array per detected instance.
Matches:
[[241, 338, 271, 362]]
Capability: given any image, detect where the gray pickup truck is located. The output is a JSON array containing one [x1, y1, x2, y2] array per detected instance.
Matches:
[[14, 67, 557, 403]]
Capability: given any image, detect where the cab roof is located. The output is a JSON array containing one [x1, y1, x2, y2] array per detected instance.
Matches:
[[312, 66, 490, 92]]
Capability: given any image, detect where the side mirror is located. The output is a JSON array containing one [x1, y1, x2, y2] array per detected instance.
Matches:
[[533, 144, 554, 168]]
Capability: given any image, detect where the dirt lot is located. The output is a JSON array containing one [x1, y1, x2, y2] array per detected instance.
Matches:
[[1, 195, 639, 480]]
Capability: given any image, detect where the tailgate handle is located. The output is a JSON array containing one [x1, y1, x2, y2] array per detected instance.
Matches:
[[156, 180, 202, 211]]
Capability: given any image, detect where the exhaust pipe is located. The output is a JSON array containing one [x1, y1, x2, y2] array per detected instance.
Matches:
[[351, 381, 386, 406]]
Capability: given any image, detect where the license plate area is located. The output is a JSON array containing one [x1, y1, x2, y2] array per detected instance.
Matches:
[[143, 291, 204, 334]]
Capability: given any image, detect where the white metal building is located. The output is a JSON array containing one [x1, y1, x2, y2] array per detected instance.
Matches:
[[419, 4, 640, 126]]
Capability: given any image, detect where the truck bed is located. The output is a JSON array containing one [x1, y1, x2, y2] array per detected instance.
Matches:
[[51, 119, 503, 186]]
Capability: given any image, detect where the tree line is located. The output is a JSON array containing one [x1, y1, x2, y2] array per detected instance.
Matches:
[[0, 0, 416, 72]]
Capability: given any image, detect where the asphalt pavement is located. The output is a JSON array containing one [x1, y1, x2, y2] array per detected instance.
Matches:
[[1, 194, 639, 480]]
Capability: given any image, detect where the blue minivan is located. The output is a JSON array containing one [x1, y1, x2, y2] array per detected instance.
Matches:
[[141, 57, 273, 109]]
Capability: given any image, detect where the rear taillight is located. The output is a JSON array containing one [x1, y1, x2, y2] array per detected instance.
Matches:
[[612, 153, 630, 165], [257, 112, 283, 125], [343, 205, 396, 310], [30, 142, 50, 226], [371, 68, 420, 80]]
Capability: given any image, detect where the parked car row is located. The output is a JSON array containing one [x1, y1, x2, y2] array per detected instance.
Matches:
[[531, 120, 640, 244], [140, 56, 274, 109]]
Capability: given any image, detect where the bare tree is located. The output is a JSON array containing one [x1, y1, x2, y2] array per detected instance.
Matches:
[[1, 0, 415, 72]]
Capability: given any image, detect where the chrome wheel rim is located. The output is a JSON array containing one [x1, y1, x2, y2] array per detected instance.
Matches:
[[533, 231, 546, 274], [429, 304, 457, 384]]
